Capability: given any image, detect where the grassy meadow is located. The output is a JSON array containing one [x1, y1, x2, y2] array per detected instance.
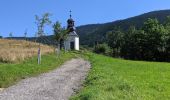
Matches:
[[0, 39, 54, 63], [71, 53, 170, 100], [0, 39, 78, 88], [1, 39, 170, 99], [0, 52, 76, 88]]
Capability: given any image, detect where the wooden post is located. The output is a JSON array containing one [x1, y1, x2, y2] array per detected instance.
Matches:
[[38, 43, 41, 65]]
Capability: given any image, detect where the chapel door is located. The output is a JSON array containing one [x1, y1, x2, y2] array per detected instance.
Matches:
[[70, 42, 75, 50]]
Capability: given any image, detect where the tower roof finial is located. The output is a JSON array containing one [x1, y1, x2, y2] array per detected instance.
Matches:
[[69, 10, 72, 18]]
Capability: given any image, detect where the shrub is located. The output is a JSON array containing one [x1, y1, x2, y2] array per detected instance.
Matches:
[[94, 43, 111, 55]]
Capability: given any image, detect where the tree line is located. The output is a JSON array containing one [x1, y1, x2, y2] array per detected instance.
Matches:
[[95, 16, 170, 62]]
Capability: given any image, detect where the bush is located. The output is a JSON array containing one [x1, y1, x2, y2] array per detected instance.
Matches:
[[94, 43, 112, 55]]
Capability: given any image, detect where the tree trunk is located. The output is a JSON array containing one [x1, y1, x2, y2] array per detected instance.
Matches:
[[56, 43, 60, 57], [64, 41, 67, 52], [60, 40, 62, 50]]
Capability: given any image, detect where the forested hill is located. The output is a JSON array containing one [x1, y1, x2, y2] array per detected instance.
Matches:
[[76, 9, 170, 46], [7, 10, 170, 47]]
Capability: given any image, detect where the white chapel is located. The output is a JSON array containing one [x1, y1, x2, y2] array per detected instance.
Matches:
[[65, 11, 79, 51]]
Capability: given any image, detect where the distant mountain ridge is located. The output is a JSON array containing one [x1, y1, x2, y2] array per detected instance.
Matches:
[[76, 9, 170, 46], [7, 9, 170, 46]]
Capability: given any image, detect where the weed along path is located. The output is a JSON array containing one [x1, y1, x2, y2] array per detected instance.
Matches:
[[0, 58, 91, 100]]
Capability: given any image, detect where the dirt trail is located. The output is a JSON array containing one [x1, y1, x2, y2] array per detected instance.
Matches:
[[0, 58, 91, 100]]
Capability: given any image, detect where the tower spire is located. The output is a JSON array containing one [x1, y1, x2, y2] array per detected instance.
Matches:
[[67, 10, 75, 32], [69, 10, 72, 18]]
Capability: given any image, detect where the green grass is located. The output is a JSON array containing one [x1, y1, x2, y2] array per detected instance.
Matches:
[[0, 52, 76, 88], [71, 53, 170, 100]]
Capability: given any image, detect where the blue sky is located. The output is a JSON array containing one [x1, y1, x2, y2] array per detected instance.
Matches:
[[0, 0, 170, 37]]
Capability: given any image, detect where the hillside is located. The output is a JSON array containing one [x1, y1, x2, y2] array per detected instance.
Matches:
[[71, 53, 170, 100], [0, 39, 54, 63], [76, 9, 170, 46], [7, 35, 56, 46], [8, 10, 170, 47]]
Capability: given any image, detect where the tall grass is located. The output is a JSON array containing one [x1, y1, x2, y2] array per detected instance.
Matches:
[[0, 39, 54, 63]]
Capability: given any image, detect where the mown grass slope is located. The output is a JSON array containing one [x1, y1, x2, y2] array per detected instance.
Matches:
[[71, 53, 170, 100], [0, 52, 76, 88]]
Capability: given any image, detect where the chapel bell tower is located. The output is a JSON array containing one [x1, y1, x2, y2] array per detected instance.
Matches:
[[65, 11, 79, 51]]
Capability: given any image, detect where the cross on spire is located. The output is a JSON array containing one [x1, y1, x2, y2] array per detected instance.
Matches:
[[69, 10, 72, 18]]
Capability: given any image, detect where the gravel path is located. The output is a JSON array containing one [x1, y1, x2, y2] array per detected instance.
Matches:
[[0, 58, 91, 100]]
